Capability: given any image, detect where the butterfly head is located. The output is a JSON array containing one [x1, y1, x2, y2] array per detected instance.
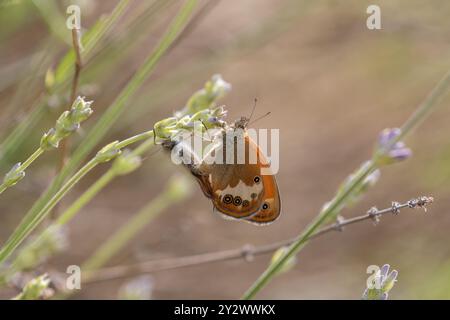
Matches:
[[233, 116, 250, 130]]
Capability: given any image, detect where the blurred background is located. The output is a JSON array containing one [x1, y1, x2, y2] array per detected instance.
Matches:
[[0, 0, 449, 299]]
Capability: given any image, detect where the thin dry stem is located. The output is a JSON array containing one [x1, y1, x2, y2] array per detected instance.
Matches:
[[82, 196, 433, 284], [54, 29, 83, 219], [59, 28, 83, 173]]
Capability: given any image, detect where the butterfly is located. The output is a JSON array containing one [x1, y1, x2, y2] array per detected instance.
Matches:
[[171, 115, 281, 225]]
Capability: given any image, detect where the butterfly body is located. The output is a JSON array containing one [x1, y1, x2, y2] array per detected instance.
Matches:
[[188, 117, 281, 225]]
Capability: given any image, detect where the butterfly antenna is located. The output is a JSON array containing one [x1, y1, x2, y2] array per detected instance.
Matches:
[[142, 146, 163, 161], [248, 111, 271, 126], [248, 98, 258, 122]]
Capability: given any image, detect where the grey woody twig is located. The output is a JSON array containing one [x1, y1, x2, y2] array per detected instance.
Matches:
[[70, 28, 83, 103], [83, 196, 433, 284], [58, 28, 84, 176]]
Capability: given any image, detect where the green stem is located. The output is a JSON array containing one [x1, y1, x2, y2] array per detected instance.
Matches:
[[81, 0, 132, 61], [53, 0, 132, 89], [82, 191, 172, 273], [0, 159, 98, 264], [0, 105, 47, 166], [389, 70, 450, 152], [242, 69, 450, 300], [60, 0, 198, 180], [56, 170, 116, 226], [0, 131, 154, 265], [20, 148, 45, 171], [0, 148, 44, 195], [116, 131, 154, 149], [0, 0, 131, 166], [54, 174, 191, 300], [13, 0, 198, 250], [32, 0, 71, 45], [242, 161, 376, 299], [56, 131, 155, 226]]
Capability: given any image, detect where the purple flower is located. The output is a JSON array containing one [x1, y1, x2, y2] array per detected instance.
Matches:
[[363, 264, 398, 300], [377, 128, 412, 164], [118, 276, 153, 300]]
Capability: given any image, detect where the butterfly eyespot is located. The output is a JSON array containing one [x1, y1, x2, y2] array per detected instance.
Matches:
[[233, 196, 242, 206], [242, 200, 250, 207], [262, 203, 270, 210], [251, 193, 258, 199], [253, 176, 261, 184], [223, 194, 233, 204]]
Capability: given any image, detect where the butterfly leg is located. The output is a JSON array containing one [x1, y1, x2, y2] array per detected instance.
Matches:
[[185, 164, 213, 198], [186, 163, 206, 178]]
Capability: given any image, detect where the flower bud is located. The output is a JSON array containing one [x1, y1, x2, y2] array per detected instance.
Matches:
[[2, 163, 25, 188], [166, 175, 193, 202], [71, 96, 93, 123], [118, 276, 153, 300], [184, 74, 231, 114], [13, 274, 53, 300], [270, 246, 297, 275], [376, 128, 412, 165], [111, 150, 142, 176], [95, 141, 122, 163], [362, 264, 398, 300], [40, 128, 59, 150]]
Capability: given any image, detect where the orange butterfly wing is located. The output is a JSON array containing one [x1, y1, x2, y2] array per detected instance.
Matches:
[[243, 136, 281, 224], [192, 131, 281, 224]]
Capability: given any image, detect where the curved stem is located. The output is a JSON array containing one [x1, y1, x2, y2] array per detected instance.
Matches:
[[56, 130, 155, 226], [83, 196, 432, 283], [243, 161, 377, 299], [56, 170, 116, 226], [20, 148, 45, 171], [242, 69, 450, 300], [0, 159, 98, 264], [0, 0, 132, 166], [82, 191, 173, 273], [15, 0, 199, 245], [0, 131, 155, 265]]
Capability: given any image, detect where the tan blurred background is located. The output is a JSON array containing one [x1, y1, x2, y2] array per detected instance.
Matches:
[[0, 0, 450, 299]]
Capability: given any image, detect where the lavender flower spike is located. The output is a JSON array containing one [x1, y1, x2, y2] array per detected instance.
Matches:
[[363, 264, 398, 300], [377, 128, 412, 164]]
